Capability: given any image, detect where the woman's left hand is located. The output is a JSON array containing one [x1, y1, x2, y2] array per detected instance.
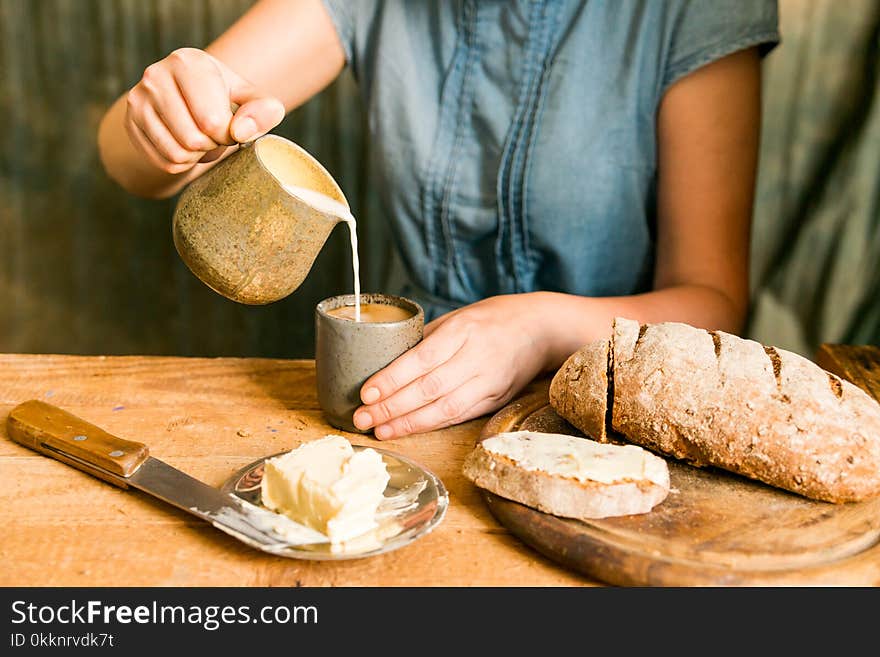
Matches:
[[352, 293, 552, 439]]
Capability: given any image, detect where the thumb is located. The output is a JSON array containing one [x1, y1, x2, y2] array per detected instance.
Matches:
[[228, 83, 285, 143]]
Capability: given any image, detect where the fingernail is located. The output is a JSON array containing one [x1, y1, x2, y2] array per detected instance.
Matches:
[[353, 411, 372, 430], [375, 425, 393, 440], [232, 117, 257, 142], [362, 387, 380, 404]]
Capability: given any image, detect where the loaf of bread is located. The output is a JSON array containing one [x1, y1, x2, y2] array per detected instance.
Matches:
[[462, 430, 670, 520], [549, 317, 880, 503]]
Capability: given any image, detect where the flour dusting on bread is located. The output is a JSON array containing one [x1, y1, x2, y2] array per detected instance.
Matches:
[[550, 317, 880, 503]]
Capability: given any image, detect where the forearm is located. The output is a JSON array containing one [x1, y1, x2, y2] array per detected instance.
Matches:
[[533, 285, 747, 371], [96, 0, 344, 200]]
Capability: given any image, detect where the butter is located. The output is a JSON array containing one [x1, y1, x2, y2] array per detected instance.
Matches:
[[481, 431, 668, 487], [261, 435, 390, 544]]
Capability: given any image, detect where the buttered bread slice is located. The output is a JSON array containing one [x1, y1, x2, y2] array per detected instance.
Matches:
[[463, 431, 670, 520], [261, 435, 390, 543]]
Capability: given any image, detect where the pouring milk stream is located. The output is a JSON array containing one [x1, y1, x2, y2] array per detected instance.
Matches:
[[283, 185, 361, 322]]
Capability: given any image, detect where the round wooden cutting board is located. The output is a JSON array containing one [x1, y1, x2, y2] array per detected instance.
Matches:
[[477, 381, 880, 586]]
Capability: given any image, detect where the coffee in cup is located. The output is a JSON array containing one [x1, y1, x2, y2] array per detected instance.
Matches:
[[326, 303, 414, 323]]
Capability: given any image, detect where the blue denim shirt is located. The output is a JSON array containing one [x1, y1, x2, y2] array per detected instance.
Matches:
[[322, 0, 779, 321]]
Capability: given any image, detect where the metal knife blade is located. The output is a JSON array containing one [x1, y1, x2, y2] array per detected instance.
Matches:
[[127, 456, 328, 550]]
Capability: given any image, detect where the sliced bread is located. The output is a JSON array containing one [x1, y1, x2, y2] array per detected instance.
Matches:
[[550, 317, 880, 503], [548, 338, 610, 443], [462, 430, 670, 520]]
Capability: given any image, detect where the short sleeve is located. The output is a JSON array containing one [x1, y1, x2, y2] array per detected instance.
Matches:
[[663, 0, 780, 93], [321, 0, 357, 64]]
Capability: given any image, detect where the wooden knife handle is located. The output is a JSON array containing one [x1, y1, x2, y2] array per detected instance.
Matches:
[[6, 400, 149, 487]]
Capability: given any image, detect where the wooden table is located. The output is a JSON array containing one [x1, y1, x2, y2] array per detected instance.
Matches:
[[0, 354, 588, 587], [3, 344, 877, 587]]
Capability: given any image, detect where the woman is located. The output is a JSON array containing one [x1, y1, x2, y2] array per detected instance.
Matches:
[[98, 0, 780, 440]]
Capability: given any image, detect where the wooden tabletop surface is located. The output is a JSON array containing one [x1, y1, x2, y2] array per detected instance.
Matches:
[[0, 354, 588, 587], [2, 343, 876, 587]]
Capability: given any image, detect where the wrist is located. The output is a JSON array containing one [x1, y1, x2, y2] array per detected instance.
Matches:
[[521, 291, 575, 372], [526, 291, 611, 371]]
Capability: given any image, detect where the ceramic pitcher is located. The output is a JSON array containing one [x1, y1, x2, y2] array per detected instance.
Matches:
[[172, 134, 350, 305]]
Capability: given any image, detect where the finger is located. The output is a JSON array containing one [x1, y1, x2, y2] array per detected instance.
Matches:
[[373, 378, 498, 440], [228, 92, 285, 143], [169, 52, 236, 145], [125, 116, 193, 175], [198, 145, 233, 163], [353, 351, 478, 430], [150, 77, 219, 153], [359, 329, 468, 405], [138, 103, 204, 166]]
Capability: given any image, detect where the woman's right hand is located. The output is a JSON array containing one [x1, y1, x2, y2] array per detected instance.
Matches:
[[124, 47, 285, 175]]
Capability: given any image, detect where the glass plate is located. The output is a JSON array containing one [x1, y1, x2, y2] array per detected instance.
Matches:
[[221, 446, 449, 560]]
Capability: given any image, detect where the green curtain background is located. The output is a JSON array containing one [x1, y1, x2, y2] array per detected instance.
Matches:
[[747, 0, 880, 356], [1, 0, 878, 360]]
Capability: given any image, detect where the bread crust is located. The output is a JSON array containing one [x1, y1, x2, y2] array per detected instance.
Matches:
[[609, 317, 880, 503], [549, 339, 610, 443], [462, 441, 670, 520]]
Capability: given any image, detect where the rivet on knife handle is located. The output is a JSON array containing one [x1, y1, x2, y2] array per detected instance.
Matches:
[[6, 400, 149, 479]]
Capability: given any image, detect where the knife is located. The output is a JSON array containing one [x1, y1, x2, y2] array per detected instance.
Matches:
[[6, 399, 328, 552]]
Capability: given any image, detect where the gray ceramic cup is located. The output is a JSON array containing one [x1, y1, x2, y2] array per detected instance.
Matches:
[[315, 293, 424, 433]]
